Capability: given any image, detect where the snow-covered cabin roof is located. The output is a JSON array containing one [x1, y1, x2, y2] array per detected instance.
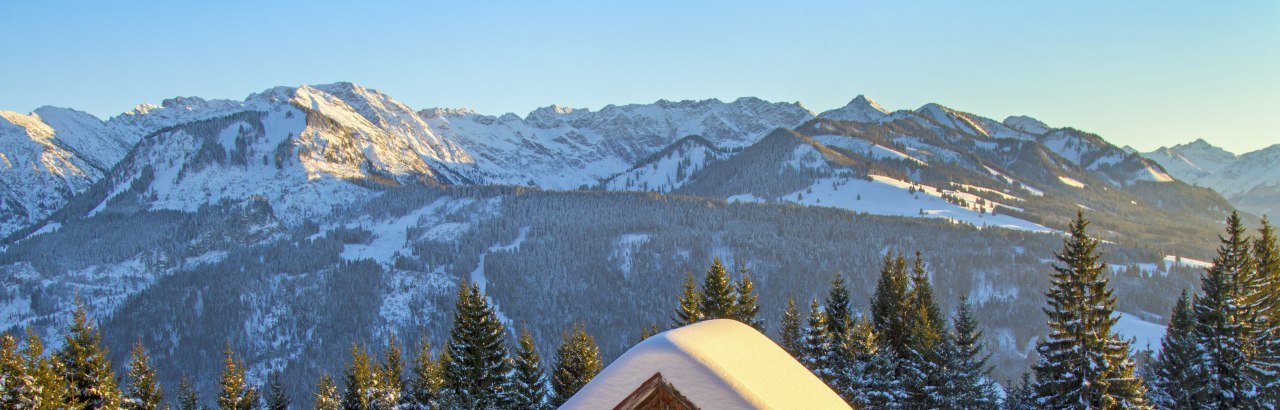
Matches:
[[561, 319, 851, 409]]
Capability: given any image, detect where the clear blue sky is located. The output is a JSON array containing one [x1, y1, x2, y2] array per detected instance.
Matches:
[[3, 1, 1276, 153]]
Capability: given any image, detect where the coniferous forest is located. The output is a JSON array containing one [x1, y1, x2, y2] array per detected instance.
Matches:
[[3, 211, 1277, 409]]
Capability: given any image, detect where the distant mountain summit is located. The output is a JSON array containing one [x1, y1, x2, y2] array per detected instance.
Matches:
[[817, 95, 889, 123], [1143, 139, 1279, 215]]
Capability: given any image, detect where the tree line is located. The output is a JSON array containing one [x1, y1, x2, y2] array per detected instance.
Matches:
[[2, 211, 1276, 409]]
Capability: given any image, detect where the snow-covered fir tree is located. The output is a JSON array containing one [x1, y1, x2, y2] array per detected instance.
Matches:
[[1003, 373, 1037, 410], [1193, 211, 1270, 407], [341, 345, 378, 409], [779, 297, 803, 357], [313, 374, 341, 410], [801, 298, 828, 371], [1252, 216, 1280, 400], [1151, 290, 1208, 408], [264, 372, 289, 410], [123, 342, 164, 410], [177, 376, 199, 410], [21, 331, 70, 409], [406, 338, 444, 409], [1032, 211, 1149, 409], [511, 329, 549, 410], [442, 281, 512, 409], [903, 253, 947, 407], [550, 324, 602, 407], [699, 257, 736, 319], [872, 253, 911, 353], [0, 334, 35, 408], [56, 302, 123, 409], [374, 335, 406, 408], [822, 272, 856, 400], [672, 273, 703, 327], [216, 346, 258, 410], [733, 267, 763, 330], [947, 297, 1000, 409]]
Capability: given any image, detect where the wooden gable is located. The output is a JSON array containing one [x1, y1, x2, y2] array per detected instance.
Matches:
[[612, 372, 699, 410]]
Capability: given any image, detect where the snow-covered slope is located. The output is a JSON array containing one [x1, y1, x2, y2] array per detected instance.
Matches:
[[817, 95, 889, 123], [0, 107, 136, 237], [423, 97, 813, 189], [603, 135, 728, 193], [1197, 144, 1280, 216], [1143, 140, 1280, 216], [75, 83, 480, 226], [1143, 138, 1238, 182]]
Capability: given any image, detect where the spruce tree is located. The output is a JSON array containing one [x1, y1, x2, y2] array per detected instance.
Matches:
[[55, 301, 121, 407], [511, 329, 549, 409], [859, 348, 906, 409], [442, 282, 511, 409], [406, 338, 443, 409], [1032, 211, 1149, 409], [124, 342, 164, 410], [902, 253, 947, 408], [950, 297, 999, 409], [374, 335, 405, 408], [1003, 373, 1037, 410], [779, 297, 803, 358], [1194, 211, 1268, 408], [550, 324, 602, 406], [733, 267, 762, 329], [871, 252, 911, 351], [176, 376, 199, 410], [1252, 216, 1280, 400], [801, 298, 828, 371], [637, 324, 660, 342], [22, 331, 70, 409], [341, 344, 376, 410], [313, 374, 341, 410], [822, 272, 855, 398], [1152, 290, 1208, 408], [264, 372, 288, 410], [217, 345, 258, 410], [906, 253, 945, 352], [699, 258, 736, 319], [672, 273, 703, 327], [56, 302, 122, 409], [0, 334, 35, 408]]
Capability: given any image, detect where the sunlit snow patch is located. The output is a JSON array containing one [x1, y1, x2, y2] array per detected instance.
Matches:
[[778, 175, 1053, 233]]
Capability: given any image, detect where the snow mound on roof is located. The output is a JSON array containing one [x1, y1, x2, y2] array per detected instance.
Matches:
[[561, 319, 850, 410]]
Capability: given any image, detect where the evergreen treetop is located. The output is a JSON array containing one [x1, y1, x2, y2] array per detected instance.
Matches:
[[550, 324, 602, 407], [699, 258, 736, 320], [779, 297, 803, 357], [124, 342, 165, 410], [1032, 211, 1148, 409], [672, 272, 703, 327], [56, 301, 122, 409], [511, 328, 549, 410], [216, 345, 258, 410]]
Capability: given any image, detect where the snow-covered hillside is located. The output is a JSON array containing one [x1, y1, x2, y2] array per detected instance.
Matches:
[[0, 107, 135, 237], [1144, 139, 1280, 216]]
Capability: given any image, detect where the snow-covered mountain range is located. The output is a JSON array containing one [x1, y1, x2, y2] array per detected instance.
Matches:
[[4, 82, 1245, 242], [0, 82, 1251, 400], [1143, 139, 1280, 216]]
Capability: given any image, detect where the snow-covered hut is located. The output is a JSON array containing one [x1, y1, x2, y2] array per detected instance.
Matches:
[[561, 319, 850, 409]]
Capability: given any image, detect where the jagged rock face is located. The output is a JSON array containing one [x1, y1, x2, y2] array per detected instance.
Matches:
[[81, 84, 484, 227], [424, 97, 814, 189]]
